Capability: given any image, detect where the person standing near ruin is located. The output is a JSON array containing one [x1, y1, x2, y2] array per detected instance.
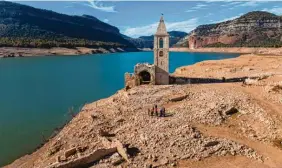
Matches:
[[160, 107, 166, 117], [154, 105, 158, 116], [160, 108, 163, 117], [151, 107, 154, 116]]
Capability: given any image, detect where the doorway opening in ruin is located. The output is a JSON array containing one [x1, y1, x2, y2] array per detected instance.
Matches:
[[139, 71, 151, 84]]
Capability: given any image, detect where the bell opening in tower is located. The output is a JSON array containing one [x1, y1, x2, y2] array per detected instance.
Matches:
[[159, 38, 164, 48], [159, 51, 163, 57]]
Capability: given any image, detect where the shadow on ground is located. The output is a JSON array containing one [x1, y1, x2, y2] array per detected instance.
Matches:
[[170, 76, 248, 85]]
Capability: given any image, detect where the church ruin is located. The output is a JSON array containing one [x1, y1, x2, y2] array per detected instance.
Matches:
[[125, 16, 170, 88]]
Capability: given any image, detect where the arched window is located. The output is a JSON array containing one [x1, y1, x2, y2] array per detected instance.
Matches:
[[159, 51, 163, 57], [159, 38, 164, 48]]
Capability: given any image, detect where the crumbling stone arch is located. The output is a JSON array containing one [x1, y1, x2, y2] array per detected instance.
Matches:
[[134, 63, 156, 85], [139, 70, 151, 84]]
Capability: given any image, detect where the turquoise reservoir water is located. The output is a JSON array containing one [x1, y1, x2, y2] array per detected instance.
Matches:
[[0, 51, 239, 166]]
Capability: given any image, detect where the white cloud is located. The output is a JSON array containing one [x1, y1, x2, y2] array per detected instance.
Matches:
[[86, 0, 116, 13], [185, 3, 207, 12], [186, 3, 207, 12], [213, 13, 243, 23], [122, 18, 198, 38], [263, 7, 282, 15], [103, 19, 109, 23], [218, 1, 265, 9], [221, 1, 241, 7], [193, 4, 207, 9], [204, 13, 213, 17], [186, 9, 196, 13], [238, 1, 261, 7]]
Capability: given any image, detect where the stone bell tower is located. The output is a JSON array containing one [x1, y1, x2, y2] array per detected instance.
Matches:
[[154, 15, 169, 85]]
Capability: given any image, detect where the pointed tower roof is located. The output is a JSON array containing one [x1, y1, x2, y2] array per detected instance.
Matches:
[[155, 15, 169, 36]]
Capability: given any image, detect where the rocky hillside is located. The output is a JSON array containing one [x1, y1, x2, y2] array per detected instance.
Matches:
[[0, 1, 134, 48], [176, 11, 282, 48], [126, 31, 187, 49]]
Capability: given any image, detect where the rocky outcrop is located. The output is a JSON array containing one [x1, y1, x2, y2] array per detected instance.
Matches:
[[177, 11, 282, 48]]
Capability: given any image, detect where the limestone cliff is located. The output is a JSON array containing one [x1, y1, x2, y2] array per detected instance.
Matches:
[[176, 11, 282, 48]]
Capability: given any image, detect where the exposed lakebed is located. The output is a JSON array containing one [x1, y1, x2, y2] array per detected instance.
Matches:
[[0, 51, 239, 166]]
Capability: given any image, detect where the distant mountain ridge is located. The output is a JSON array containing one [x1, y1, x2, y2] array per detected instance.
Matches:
[[0, 1, 134, 48], [175, 11, 282, 48], [125, 31, 188, 49]]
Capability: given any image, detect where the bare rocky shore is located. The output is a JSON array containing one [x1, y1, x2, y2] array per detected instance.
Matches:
[[0, 47, 134, 58], [6, 54, 282, 168], [170, 47, 282, 55]]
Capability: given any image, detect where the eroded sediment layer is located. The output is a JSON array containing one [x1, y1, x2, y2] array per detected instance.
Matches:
[[170, 47, 282, 55], [0, 47, 134, 58]]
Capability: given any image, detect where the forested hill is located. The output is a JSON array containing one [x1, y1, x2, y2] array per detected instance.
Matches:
[[0, 1, 134, 48]]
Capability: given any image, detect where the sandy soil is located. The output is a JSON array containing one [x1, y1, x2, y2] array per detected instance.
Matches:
[[0, 47, 127, 57], [5, 54, 282, 168], [170, 47, 282, 55]]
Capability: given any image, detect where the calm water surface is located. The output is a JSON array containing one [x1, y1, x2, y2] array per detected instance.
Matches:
[[0, 51, 239, 166]]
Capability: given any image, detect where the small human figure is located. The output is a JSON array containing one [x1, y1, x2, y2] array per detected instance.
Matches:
[[159, 108, 163, 117], [222, 77, 226, 83], [154, 105, 158, 116], [160, 107, 166, 117], [148, 108, 151, 116], [151, 107, 154, 116]]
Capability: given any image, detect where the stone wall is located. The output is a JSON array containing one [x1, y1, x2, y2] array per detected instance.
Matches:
[[134, 63, 156, 85], [125, 73, 136, 89], [124, 63, 156, 88]]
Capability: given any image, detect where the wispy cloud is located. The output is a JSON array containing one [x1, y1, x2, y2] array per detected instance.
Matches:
[[263, 7, 282, 15], [220, 1, 241, 7], [204, 13, 213, 17], [219, 1, 265, 9], [123, 18, 198, 38], [212, 13, 243, 23], [186, 3, 207, 12], [86, 0, 116, 13], [186, 9, 196, 13], [238, 1, 262, 7], [193, 4, 207, 9], [103, 19, 109, 23]]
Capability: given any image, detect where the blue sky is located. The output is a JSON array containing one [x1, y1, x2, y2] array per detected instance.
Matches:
[[13, 1, 282, 38]]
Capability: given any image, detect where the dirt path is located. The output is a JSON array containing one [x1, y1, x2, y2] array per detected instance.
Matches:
[[240, 85, 282, 119], [179, 155, 271, 168], [196, 124, 282, 168]]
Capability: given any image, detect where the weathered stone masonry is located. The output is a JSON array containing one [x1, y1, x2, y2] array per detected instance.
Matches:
[[125, 16, 170, 88]]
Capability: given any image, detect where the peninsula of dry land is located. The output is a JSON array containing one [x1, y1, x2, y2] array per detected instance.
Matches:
[[6, 54, 282, 168]]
